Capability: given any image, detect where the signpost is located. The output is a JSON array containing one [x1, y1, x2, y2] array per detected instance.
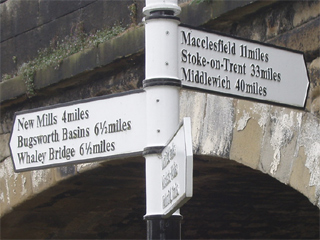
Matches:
[[161, 117, 193, 218], [178, 25, 309, 108], [8, 0, 311, 239], [9, 90, 146, 172]]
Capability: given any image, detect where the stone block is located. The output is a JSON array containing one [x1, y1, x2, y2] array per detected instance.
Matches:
[[54, 165, 76, 182], [83, 1, 133, 31], [259, 107, 304, 184], [76, 162, 100, 174], [0, 0, 39, 41], [0, 133, 10, 162], [290, 147, 317, 205], [31, 168, 55, 194], [297, 113, 320, 207], [0, 158, 33, 216], [199, 94, 234, 158], [0, 75, 27, 103], [179, 90, 207, 153], [0, 112, 14, 134], [38, 0, 95, 26], [230, 100, 269, 170], [180, 90, 235, 158], [267, 17, 320, 61], [306, 57, 320, 117], [293, 1, 320, 28]]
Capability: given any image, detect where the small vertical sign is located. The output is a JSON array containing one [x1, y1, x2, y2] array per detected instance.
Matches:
[[160, 117, 193, 218]]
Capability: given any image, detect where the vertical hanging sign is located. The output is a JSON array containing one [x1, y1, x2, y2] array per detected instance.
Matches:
[[160, 118, 193, 218]]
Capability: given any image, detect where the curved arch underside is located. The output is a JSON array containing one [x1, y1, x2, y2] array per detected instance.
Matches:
[[1, 156, 319, 239]]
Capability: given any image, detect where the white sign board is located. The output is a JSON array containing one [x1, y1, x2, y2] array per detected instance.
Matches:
[[160, 117, 193, 218], [9, 90, 146, 172], [178, 25, 309, 108]]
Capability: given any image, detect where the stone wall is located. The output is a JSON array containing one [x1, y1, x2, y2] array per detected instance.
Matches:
[[1, 0, 319, 217], [0, 0, 145, 80]]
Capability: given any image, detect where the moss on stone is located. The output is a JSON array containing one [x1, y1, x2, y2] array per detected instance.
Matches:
[[2, 25, 126, 98]]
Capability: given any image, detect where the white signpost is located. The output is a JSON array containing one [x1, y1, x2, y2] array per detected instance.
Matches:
[[9, 90, 146, 172], [178, 25, 310, 108], [8, 0, 311, 238], [160, 117, 193, 218]]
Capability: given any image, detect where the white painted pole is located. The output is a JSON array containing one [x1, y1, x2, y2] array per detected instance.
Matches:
[[143, 0, 182, 239]]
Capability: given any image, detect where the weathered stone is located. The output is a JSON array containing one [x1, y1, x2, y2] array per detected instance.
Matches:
[[308, 57, 320, 90], [311, 96, 320, 117], [180, 0, 255, 27], [0, 133, 10, 162], [259, 107, 303, 184], [230, 100, 267, 170], [0, 158, 33, 217], [31, 168, 55, 194], [306, 57, 320, 117], [180, 90, 207, 152], [54, 166, 76, 182], [265, 3, 292, 39], [267, 17, 320, 61], [199, 94, 234, 157], [0, 0, 143, 79], [38, 0, 96, 26], [0, 75, 26, 103], [290, 147, 317, 205], [293, 0, 320, 27], [297, 113, 320, 207], [76, 162, 101, 174], [0, 0, 39, 41], [199, 0, 278, 35], [0, 112, 13, 134], [180, 90, 234, 158], [1, 26, 145, 105]]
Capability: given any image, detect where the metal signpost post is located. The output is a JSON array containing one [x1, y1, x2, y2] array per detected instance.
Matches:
[[143, 0, 188, 239]]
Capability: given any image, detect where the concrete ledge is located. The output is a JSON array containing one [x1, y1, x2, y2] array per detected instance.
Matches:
[[0, 76, 26, 103], [1, 0, 273, 108], [0, 26, 145, 107]]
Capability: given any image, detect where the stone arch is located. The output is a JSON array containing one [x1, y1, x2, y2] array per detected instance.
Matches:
[[1, 156, 319, 239], [180, 89, 320, 208]]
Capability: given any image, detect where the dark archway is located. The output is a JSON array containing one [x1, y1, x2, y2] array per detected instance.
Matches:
[[182, 157, 319, 239], [1, 157, 319, 239]]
